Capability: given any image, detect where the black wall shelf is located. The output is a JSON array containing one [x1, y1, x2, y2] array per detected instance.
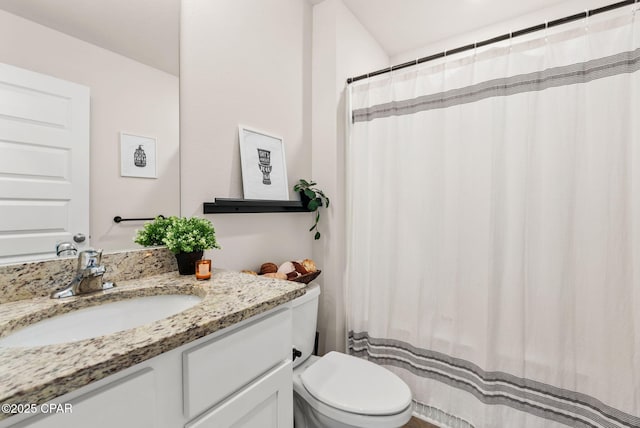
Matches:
[[203, 198, 309, 214]]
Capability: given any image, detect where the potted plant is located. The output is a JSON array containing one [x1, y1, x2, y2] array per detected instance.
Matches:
[[294, 179, 330, 240], [135, 216, 221, 275], [132, 215, 171, 247]]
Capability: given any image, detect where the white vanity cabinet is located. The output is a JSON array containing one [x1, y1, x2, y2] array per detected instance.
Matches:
[[185, 362, 292, 428], [4, 307, 293, 428], [183, 308, 292, 424], [13, 369, 158, 428]]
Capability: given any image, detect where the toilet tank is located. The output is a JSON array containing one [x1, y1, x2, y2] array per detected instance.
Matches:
[[290, 283, 320, 368]]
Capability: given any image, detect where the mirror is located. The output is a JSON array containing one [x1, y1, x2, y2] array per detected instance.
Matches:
[[0, 0, 180, 263]]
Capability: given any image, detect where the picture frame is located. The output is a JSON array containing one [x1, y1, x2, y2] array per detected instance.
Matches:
[[238, 125, 289, 200], [120, 132, 157, 179]]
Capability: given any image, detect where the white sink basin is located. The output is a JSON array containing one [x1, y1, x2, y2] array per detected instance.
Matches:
[[0, 294, 202, 348]]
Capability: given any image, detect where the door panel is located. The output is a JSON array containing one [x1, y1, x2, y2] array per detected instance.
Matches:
[[0, 62, 89, 263]]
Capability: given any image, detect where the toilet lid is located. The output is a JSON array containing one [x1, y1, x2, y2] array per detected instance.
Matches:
[[300, 351, 412, 415]]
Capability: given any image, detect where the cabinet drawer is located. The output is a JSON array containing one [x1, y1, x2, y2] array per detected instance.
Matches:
[[183, 308, 291, 418], [185, 361, 293, 428]]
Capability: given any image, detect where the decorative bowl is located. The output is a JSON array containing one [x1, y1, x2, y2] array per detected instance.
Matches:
[[290, 270, 321, 284]]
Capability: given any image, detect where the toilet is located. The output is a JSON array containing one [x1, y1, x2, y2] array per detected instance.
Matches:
[[290, 283, 413, 428]]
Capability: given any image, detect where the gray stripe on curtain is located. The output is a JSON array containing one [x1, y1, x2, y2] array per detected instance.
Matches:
[[348, 332, 640, 428], [352, 48, 640, 123]]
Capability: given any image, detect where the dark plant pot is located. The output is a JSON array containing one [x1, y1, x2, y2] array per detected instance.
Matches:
[[175, 251, 204, 275], [299, 191, 312, 209]]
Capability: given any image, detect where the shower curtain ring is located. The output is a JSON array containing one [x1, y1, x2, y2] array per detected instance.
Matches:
[[584, 10, 589, 32], [544, 21, 549, 43]]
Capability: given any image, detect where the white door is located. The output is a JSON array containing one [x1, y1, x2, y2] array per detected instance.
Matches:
[[0, 62, 89, 263]]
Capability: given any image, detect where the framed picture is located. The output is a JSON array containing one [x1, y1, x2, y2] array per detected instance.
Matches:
[[120, 132, 157, 179], [238, 126, 289, 200]]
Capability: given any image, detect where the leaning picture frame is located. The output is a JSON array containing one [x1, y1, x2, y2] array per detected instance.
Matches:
[[238, 125, 289, 200]]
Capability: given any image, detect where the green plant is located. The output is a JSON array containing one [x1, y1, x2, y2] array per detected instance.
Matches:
[[294, 179, 330, 240], [133, 216, 171, 247], [135, 216, 221, 254]]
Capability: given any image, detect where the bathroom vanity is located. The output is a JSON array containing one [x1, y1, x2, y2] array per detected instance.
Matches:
[[0, 265, 305, 428]]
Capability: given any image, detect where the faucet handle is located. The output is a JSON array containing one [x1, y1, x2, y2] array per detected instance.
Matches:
[[77, 249, 104, 270], [84, 265, 106, 277]]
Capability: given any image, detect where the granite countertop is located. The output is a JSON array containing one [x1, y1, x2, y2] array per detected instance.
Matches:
[[0, 270, 306, 419]]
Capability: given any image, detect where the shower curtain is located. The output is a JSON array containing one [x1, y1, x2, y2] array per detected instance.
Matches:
[[346, 9, 640, 428]]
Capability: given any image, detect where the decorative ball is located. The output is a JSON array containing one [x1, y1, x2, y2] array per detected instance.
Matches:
[[263, 272, 287, 280], [292, 261, 308, 275], [260, 262, 278, 275], [301, 259, 317, 273]]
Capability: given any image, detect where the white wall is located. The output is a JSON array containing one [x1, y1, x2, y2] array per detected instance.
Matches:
[[180, 0, 313, 270], [0, 10, 180, 252], [312, 0, 388, 354], [392, 0, 616, 64]]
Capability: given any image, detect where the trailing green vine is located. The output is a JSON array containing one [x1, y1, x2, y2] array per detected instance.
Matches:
[[294, 179, 330, 240]]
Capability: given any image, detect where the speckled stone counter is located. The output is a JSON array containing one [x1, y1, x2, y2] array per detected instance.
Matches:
[[0, 247, 177, 304], [0, 270, 306, 420]]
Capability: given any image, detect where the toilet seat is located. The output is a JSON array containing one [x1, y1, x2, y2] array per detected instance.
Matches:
[[300, 351, 412, 415], [293, 354, 413, 428]]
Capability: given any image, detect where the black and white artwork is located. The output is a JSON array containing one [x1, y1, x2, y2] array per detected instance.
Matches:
[[120, 133, 157, 178], [239, 126, 289, 200]]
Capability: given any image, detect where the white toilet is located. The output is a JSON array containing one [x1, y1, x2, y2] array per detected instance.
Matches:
[[290, 283, 413, 428]]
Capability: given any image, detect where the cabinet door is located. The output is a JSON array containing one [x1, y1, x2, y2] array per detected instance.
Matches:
[[186, 362, 292, 428], [183, 308, 291, 418], [17, 369, 156, 428]]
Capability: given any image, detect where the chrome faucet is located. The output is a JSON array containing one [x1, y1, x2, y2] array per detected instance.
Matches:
[[51, 249, 115, 299]]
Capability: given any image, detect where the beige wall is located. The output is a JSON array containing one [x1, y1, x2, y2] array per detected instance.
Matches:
[[391, 0, 615, 64], [180, 1, 387, 347], [0, 10, 180, 252], [180, 0, 314, 271], [311, 0, 389, 354]]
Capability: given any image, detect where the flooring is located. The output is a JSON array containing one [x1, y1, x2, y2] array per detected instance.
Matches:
[[403, 416, 439, 428]]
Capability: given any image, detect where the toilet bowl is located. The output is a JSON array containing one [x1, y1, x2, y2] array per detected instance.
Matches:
[[290, 283, 413, 428]]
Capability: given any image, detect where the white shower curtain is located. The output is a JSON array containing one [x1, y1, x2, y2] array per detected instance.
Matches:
[[346, 9, 640, 428]]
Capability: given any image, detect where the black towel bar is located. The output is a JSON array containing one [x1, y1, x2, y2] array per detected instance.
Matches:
[[113, 215, 164, 223]]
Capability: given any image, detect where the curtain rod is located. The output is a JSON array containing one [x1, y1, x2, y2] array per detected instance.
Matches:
[[346, 0, 637, 84]]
